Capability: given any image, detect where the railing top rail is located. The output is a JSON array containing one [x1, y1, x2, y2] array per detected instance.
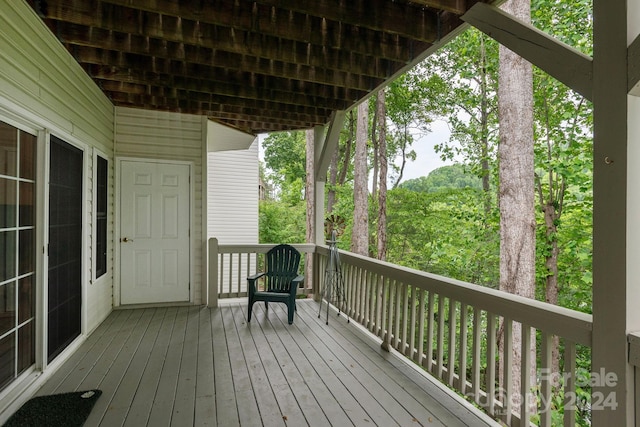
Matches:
[[212, 241, 317, 255], [316, 245, 593, 346]]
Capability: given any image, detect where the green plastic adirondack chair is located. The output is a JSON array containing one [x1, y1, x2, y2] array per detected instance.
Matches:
[[247, 244, 304, 325]]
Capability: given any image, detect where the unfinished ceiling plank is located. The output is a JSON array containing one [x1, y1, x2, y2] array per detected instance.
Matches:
[[28, 0, 488, 133]]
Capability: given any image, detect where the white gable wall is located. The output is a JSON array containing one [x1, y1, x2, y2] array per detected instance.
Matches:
[[207, 139, 259, 244]]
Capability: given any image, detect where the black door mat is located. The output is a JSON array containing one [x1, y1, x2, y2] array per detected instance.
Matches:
[[4, 389, 102, 427]]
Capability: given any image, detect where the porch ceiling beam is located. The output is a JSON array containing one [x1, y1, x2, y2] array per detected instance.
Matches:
[[44, 0, 428, 65], [316, 110, 346, 182], [404, 0, 467, 15], [629, 33, 640, 96], [462, 2, 593, 101], [98, 0, 440, 43], [57, 26, 379, 92], [73, 49, 364, 108], [103, 88, 332, 123]]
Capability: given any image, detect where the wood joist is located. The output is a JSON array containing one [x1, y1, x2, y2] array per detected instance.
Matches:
[[30, 0, 482, 133]]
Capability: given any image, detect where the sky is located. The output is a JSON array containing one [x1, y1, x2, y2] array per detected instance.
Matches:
[[392, 120, 453, 182], [258, 118, 454, 184]]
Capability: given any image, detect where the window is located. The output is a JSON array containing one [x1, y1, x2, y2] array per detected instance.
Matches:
[[0, 120, 36, 391], [94, 153, 108, 280]]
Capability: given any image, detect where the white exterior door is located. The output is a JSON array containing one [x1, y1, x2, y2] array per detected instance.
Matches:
[[120, 160, 190, 304]]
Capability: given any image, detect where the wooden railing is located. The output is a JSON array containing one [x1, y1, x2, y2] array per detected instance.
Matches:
[[207, 239, 594, 426], [315, 245, 593, 427], [207, 238, 316, 307]]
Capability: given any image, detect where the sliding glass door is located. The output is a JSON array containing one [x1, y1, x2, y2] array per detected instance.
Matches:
[[48, 136, 83, 362], [0, 121, 36, 391]]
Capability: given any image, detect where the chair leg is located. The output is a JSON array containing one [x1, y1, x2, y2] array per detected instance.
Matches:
[[288, 300, 295, 324], [264, 301, 269, 311]]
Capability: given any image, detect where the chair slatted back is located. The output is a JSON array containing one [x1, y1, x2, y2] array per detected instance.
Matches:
[[265, 244, 301, 292]]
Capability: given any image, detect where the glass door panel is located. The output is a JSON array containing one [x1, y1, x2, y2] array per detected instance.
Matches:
[[0, 120, 36, 392], [47, 136, 82, 362]]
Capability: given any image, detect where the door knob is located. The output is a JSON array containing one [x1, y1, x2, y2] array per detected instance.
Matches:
[[121, 237, 133, 243]]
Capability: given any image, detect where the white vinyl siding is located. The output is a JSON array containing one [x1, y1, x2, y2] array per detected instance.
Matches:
[[114, 107, 206, 304], [0, 1, 113, 153], [207, 140, 259, 244], [0, 1, 114, 335]]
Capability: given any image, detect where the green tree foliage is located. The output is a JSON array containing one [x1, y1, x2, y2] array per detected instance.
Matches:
[[259, 200, 305, 244], [400, 165, 482, 193]]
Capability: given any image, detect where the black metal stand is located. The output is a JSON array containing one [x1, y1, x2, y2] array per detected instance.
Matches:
[[318, 230, 349, 325]]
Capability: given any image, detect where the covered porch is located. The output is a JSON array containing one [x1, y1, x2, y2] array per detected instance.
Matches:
[[0, 0, 639, 426], [36, 300, 494, 426]]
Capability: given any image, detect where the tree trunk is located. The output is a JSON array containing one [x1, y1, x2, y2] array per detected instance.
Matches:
[[376, 90, 388, 261], [538, 93, 567, 377], [305, 129, 315, 290], [371, 101, 379, 200], [351, 102, 369, 256], [542, 200, 561, 374], [497, 0, 536, 408], [338, 111, 354, 186], [327, 148, 338, 213], [479, 34, 492, 214]]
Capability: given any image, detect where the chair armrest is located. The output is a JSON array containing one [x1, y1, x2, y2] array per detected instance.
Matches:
[[289, 275, 304, 296], [248, 272, 266, 281], [248, 272, 266, 294]]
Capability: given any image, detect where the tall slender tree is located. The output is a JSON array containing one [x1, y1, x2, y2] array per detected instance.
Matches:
[[305, 129, 316, 289], [498, 0, 536, 406], [376, 90, 388, 260], [352, 102, 369, 255]]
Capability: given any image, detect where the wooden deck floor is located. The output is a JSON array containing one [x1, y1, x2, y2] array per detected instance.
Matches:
[[35, 300, 496, 427]]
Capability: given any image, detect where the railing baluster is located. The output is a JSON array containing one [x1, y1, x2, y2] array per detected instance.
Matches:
[[472, 308, 482, 404], [409, 285, 417, 359], [401, 284, 409, 355], [228, 253, 234, 296], [236, 252, 242, 295], [386, 279, 396, 349], [379, 276, 387, 342], [486, 312, 497, 416], [359, 267, 366, 324], [503, 317, 513, 425], [459, 303, 468, 396], [245, 252, 251, 295], [354, 266, 362, 322], [447, 299, 457, 387], [376, 275, 384, 337], [363, 270, 371, 329], [564, 340, 576, 427], [344, 262, 353, 317], [367, 271, 375, 332], [520, 324, 533, 426], [417, 289, 425, 366], [437, 295, 445, 381], [425, 291, 435, 373], [393, 281, 402, 350], [219, 253, 225, 296], [540, 331, 553, 427]]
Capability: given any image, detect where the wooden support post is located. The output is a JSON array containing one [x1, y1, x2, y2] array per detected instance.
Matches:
[[592, 1, 629, 425]]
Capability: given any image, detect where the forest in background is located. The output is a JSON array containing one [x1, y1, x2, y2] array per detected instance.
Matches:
[[260, 0, 593, 317], [259, 2, 594, 423]]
